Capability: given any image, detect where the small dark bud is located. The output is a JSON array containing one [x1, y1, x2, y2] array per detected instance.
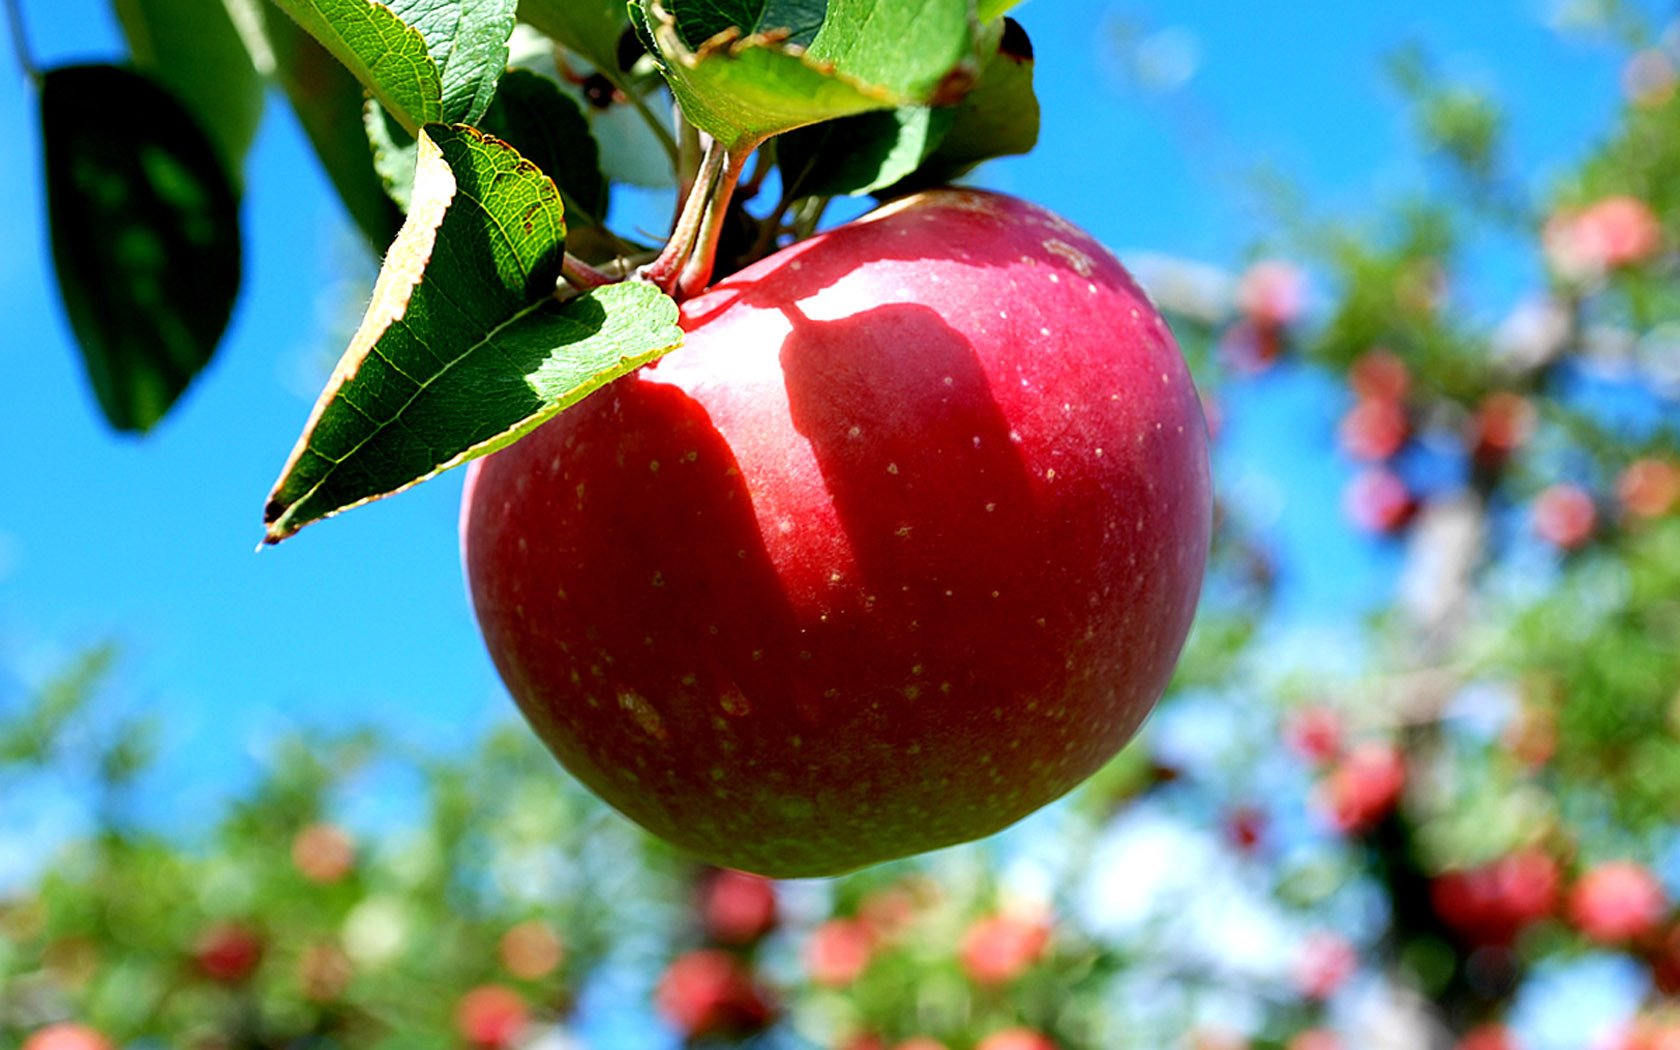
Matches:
[[582, 73, 616, 109]]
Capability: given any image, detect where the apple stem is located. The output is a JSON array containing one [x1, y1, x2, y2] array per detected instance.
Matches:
[[637, 139, 724, 296], [674, 146, 751, 300]]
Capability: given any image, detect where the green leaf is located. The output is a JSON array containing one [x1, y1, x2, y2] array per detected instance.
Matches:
[[773, 18, 1036, 200], [882, 15, 1038, 191], [516, 0, 625, 73], [478, 69, 611, 226], [111, 0, 267, 177], [263, 125, 683, 543], [386, 0, 519, 123], [42, 65, 242, 433], [638, 0, 975, 151], [977, 0, 1020, 19], [777, 106, 953, 198], [365, 71, 610, 224], [266, 0, 443, 134], [364, 98, 418, 210], [673, 0, 828, 48], [263, 5, 405, 249]]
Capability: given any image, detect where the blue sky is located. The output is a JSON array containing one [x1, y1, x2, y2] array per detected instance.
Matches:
[[0, 0, 1646, 821]]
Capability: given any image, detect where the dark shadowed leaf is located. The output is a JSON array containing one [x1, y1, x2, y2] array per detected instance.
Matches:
[[42, 65, 242, 433], [263, 6, 405, 248], [263, 125, 682, 542], [110, 0, 267, 178], [776, 106, 953, 199]]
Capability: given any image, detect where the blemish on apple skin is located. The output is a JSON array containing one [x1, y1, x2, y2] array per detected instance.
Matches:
[[886, 462, 900, 475], [618, 689, 667, 740]]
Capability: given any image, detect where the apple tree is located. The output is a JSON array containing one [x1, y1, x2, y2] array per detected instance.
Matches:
[[3, 0, 1680, 1048]]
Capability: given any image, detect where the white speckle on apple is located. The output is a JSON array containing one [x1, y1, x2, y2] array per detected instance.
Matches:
[[886, 462, 900, 474]]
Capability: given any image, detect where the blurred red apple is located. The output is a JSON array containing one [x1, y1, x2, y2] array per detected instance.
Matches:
[[1468, 392, 1536, 472], [1316, 742, 1406, 834], [1431, 848, 1559, 946], [1338, 396, 1410, 462], [1545, 195, 1663, 276], [194, 921, 264, 984], [975, 1028, 1059, 1050], [1532, 484, 1597, 550], [291, 822, 356, 884], [455, 984, 529, 1048], [1569, 861, 1666, 944], [22, 1023, 111, 1050], [462, 189, 1210, 877], [1294, 931, 1357, 1000], [1618, 458, 1680, 520], [805, 917, 875, 987], [1343, 468, 1418, 535], [699, 868, 778, 946], [1284, 707, 1343, 765], [1457, 1024, 1521, 1050], [499, 919, 565, 980], [959, 911, 1051, 984], [1348, 350, 1411, 402], [655, 949, 775, 1040]]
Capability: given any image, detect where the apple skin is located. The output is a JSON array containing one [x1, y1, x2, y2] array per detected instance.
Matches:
[[461, 189, 1210, 877]]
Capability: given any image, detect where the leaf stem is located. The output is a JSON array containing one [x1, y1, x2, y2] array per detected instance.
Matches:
[[3, 0, 40, 87]]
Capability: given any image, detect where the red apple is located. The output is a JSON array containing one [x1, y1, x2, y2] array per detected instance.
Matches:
[[1457, 1024, 1521, 1050], [499, 919, 565, 980], [1431, 848, 1559, 946], [1316, 742, 1406, 835], [461, 189, 1211, 876], [455, 984, 529, 1048], [1293, 931, 1357, 1000], [976, 1029, 1058, 1050], [698, 868, 778, 946], [1347, 350, 1410, 402], [21, 1024, 111, 1050], [1468, 392, 1535, 472], [291, 822, 356, 884], [1342, 468, 1418, 535], [1284, 707, 1343, 765], [805, 917, 875, 987], [1545, 195, 1663, 277], [1531, 484, 1597, 550], [1618, 458, 1680, 520], [1568, 861, 1666, 944], [654, 949, 775, 1040], [1337, 396, 1409, 462], [194, 921, 264, 984], [959, 911, 1051, 985]]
